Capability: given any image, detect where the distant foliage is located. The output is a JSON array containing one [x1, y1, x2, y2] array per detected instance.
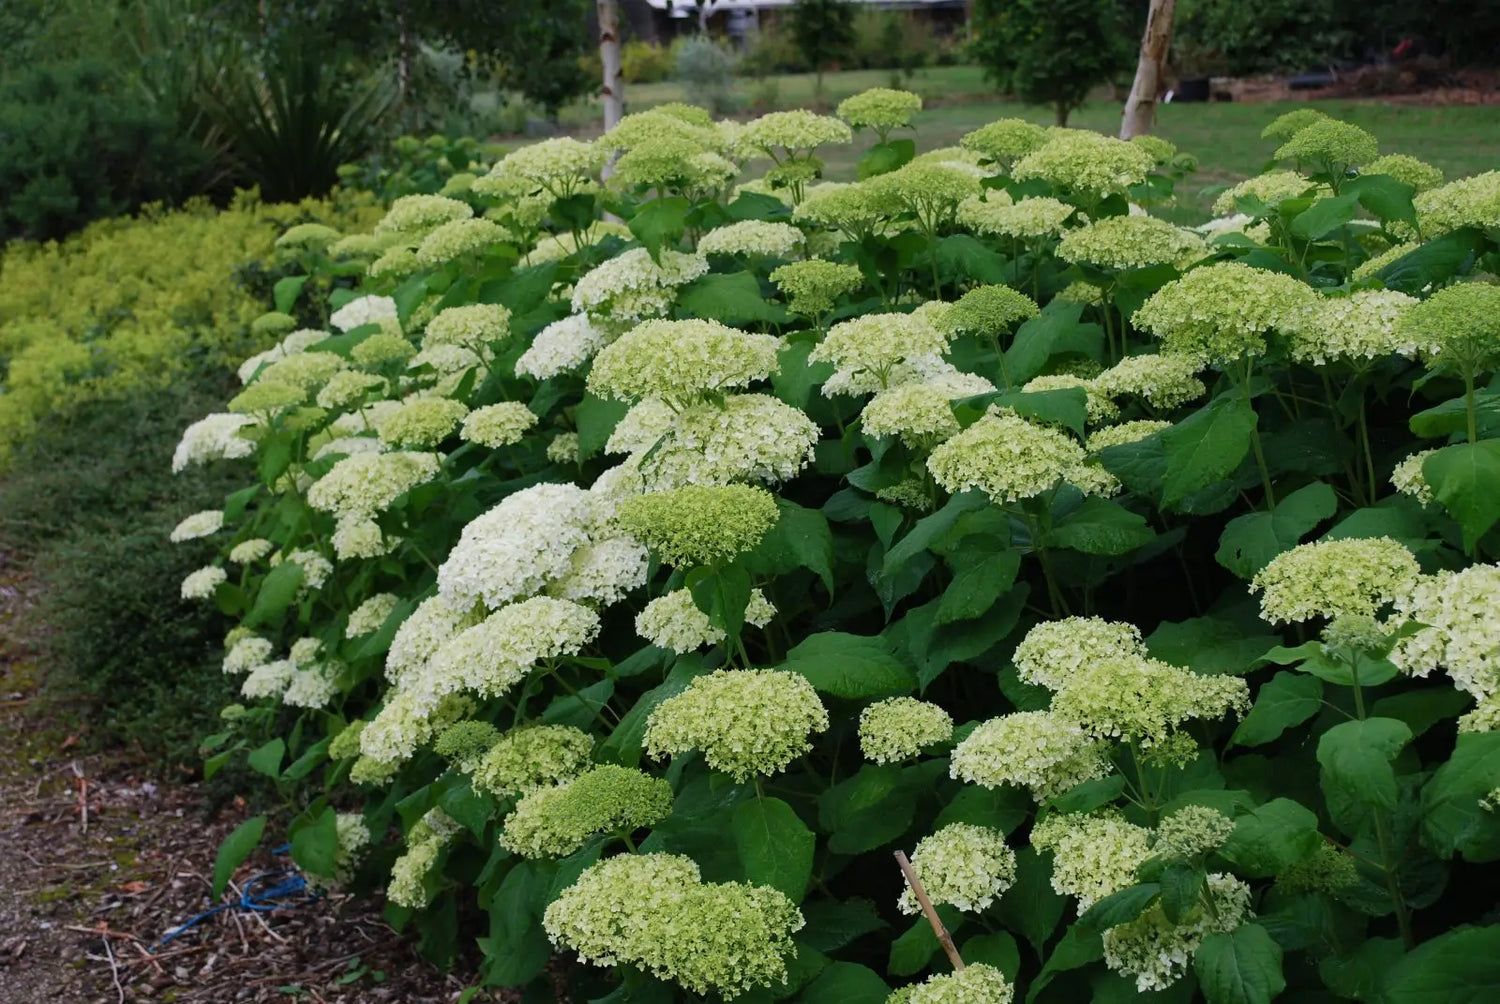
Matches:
[[971, 0, 1135, 125]]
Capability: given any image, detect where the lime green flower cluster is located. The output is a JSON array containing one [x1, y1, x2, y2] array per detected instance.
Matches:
[[1032, 811, 1153, 911], [1396, 282, 1500, 374], [1363, 153, 1444, 192], [887, 963, 1015, 1004], [951, 709, 1113, 800], [374, 194, 472, 239], [374, 398, 469, 447], [698, 220, 803, 258], [617, 484, 779, 567], [1252, 536, 1421, 624], [460, 403, 538, 447], [1086, 419, 1172, 452], [811, 310, 953, 386], [793, 183, 891, 241], [571, 248, 709, 329], [1020, 374, 1119, 426], [837, 87, 923, 140], [859, 697, 954, 764], [414, 218, 510, 267], [1211, 170, 1317, 216], [1092, 353, 1206, 409], [960, 117, 1048, 166], [770, 259, 864, 320], [1012, 130, 1155, 198], [635, 587, 777, 653], [478, 136, 603, 198], [500, 765, 673, 857], [1283, 288, 1419, 364], [1151, 805, 1236, 860], [432, 720, 501, 772], [1133, 262, 1314, 367], [945, 284, 1040, 338], [859, 373, 997, 447], [646, 669, 829, 780], [1274, 119, 1379, 170], [1412, 170, 1500, 236], [346, 593, 400, 638], [588, 318, 780, 405], [1056, 215, 1204, 271], [898, 822, 1016, 914], [1260, 108, 1329, 142], [926, 410, 1087, 504], [866, 162, 984, 230], [1102, 872, 1252, 991], [471, 725, 594, 798], [423, 303, 511, 350], [957, 195, 1074, 240]]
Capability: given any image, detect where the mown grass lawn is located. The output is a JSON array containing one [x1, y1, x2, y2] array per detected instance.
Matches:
[[554, 64, 1500, 222]]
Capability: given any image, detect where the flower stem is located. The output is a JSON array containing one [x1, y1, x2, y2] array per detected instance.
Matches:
[[1465, 368, 1479, 445]]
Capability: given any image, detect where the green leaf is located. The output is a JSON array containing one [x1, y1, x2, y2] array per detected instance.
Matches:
[[628, 195, 689, 260], [1220, 799, 1323, 878], [1423, 441, 1500, 551], [1372, 688, 1472, 739], [744, 499, 835, 594], [1344, 173, 1418, 230], [1409, 390, 1500, 439], [211, 815, 266, 900], [782, 632, 916, 700], [888, 906, 963, 977], [273, 274, 308, 314], [291, 806, 338, 878], [479, 861, 552, 986], [1049, 774, 1127, 813], [243, 562, 303, 629], [246, 738, 285, 779], [934, 785, 1031, 836], [799, 899, 888, 953], [1044, 497, 1155, 556], [732, 797, 814, 902], [962, 932, 1021, 979], [676, 270, 790, 325], [1004, 300, 1104, 386], [1193, 923, 1286, 1004], [1317, 717, 1413, 812], [1161, 397, 1258, 508], [1422, 731, 1500, 862], [1147, 616, 1282, 677], [935, 234, 1010, 285], [1381, 924, 1500, 1004], [1231, 673, 1325, 747], [1028, 925, 1103, 1002], [882, 491, 989, 576], [996, 848, 1067, 957], [936, 545, 1020, 625], [1078, 883, 1161, 930], [598, 654, 711, 767], [798, 962, 889, 1004], [574, 394, 629, 462], [1215, 481, 1337, 579], [1289, 192, 1359, 240], [857, 138, 916, 179], [1159, 862, 1206, 924], [688, 564, 752, 640], [1376, 227, 1485, 294]]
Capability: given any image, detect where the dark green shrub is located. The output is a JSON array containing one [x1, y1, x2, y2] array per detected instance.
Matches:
[[787, 0, 856, 97], [0, 60, 210, 242], [850, 8, 936, 74], [972, 0, 1134, 125], [622, 40, 674, 84], [1176, 0, 1350, 76]]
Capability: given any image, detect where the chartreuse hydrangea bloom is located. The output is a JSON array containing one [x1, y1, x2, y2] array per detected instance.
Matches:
[[951, 711, 1114, 801], [740, 109, 853, 154], [414, 218, 510, 267], [1211, 171, 1318, 217], [242, 659, 296, 699], [417, 597, 601, 705], [472, 725, 595, 798], [697, 220, 803, 258], [1057, 215, 1203, 271], [227, 379, 308, 416], [899, 822, 1016, 915], [927, 410, 1086, 504], [1012, 130, 1155, 199], [1390, 449, 1439, 505], [1032, 811, 1153, 912], [170, 510, 224, 542], [347, 593, 400, 638], [547, 432, 580, 464], [516, 314, 610, 379], [770, 259, 864, 322], [481, 136, 602, 197], [1390, 563, 1500, 701], [960, 117, 1048, 165], [1274, 118, 1379, 172], [859, 698, 954, 764], [1277, 843, 1359, 893], [460, 403, 537, 447], [327, 721, 365, 760], [541, 534, 648, 606], [860, 373, 997, 447], [544, 853, 804, 1000], [432, 720, 500, 772], [1103, 872, 1252, 992], [838, 87, 922, 139], [1282, 288, 1419, 364], [571, 248, 709, 329], [887, 963, 1015, 1004], [1252, 536, 1420, 624], [1363, 154, 1444, 192], [588, 319, 780, 405], [635, 587, 776, 653], [619, 394, 819, 490], [1152, 805, 1236, 860], [251, 311, 298, 339], [1352, 241, 1420, 282], [646, 668, 829, 780], [617, 485, 779, 567], [374, 398, 468, 447], [351, 330, 417, 369], [945, 284, 1040, 339], [307, 452, 442, 523], [1021, 374, 1119, 425], [958, 196, 1074, 240], [424, 303, 510, 349], [1130, 133, 1177, 165], [316, 371, 386, 410], [228, 538, 274, 565], [793, 183, 890, 241], [1396, 282, 1500, 375], [375, 194, 472, 238], [500, 765, 674, 858], [1087, 420, 1172, 452], [1133, 262, 1314, 367], [368, 246, 420, 279], [1092, 353, 1206, 409], [223, 636, 273, 675], [181, 566, 226, 600], [866, 162, 984, 229], [1261, 108, 1329, 142], [811, 310, 951, 385], [612, 138, 738, 194], [1412, 171, 1500, 236]]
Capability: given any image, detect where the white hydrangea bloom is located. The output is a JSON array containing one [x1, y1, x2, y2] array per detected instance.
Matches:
[[170, 510, 225, 542], [330, 295, 399, 332], [181, 566, 226, 600], [172, 413, 257, 472], [516, 314, 612, 380]]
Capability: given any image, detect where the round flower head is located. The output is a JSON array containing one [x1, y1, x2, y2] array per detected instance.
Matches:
[[1362, 154, 1444, 193], [697, 220, 802, 259], [1261, 108, 1330, 142], [375, 194, 473, 238], [227, 379, 308, 416], [958, 195, 1074, 240], [571, 248, 709, 328], [1092, 353, 1206, 410], [330, 295, 399, 333], [1211, 171, 1318, 217], [307, 451, 442, 521], [383, 593, 481, 684], [945, 285, 1040, 339], [545, 535, 650, 606], [770, 259, 864, 320], [618, 394, 820, 490], [424, 303, 511, 350], [865, 162, 984, 228], [612, 139, 737, 193], [241, 658, 296, 699], [1057, 215, 1204, 271], [172, 413, 257, 472], [181, 565, 226, 600], [347, 593, 400, 638], [284, 662, 341, 709], [617, 484, 779, 567], [961, 118, 1048, 166], [516, 313, 610, 380], [740, 109, 853, 154], [414, 218, 510, 267], [793, 183, 890, 241], [374, 397, 468, 448], [1031, 811, 1153, 912], [889, 963, 1015, 1004], [646, 668, 829, 781], [1152, 805, 1236, 861], [811, 310, 952, 383], [587, 318, 780, 405], [277, 549, 332, 592], [316, 371, 387, 411], [838, 87, 922, 137], [417, 597, 600, 704], [1396, 282, 1500, 375], [1130, 134, 1177, 165], [602, 109, 721, 154], [1390, 563, 1500, 700], [500, 765, 674, 858], [1012, 616, 1146, 690], [1281, 288, 1419, 365], [1391, 448, 1438, 505], [485, 136, 602, 196], [350, 331, 416, 369], [1021, 374, 1119, 426], [635, 587, 777, 653], [472, 724, 595, 798], [547, 432, 580, 464], [170, 509, 224, 542], [251, 311, 298, 339], [1012, 131, 1155, 198], [367, 246, 420, 279], [951, 711, 1114, 801], [859, 373, 996, 447], [1087, 420, 1172, 452], [228, 538, 274, 565], [1132, 262, 1314, 367], [460, 402, 537, 447], [386, 839, 441, 909], [1413, 171, 1500, 237], [1276, 842, 1359, 894], [860, 697, 954, 764], [1102, 872, 1252, 992], [899, 823, 1016, 915], [1274, 119, 1378, 170], [223, 636, 274, 675], [1253, 536, 1420, 624], [927, 410, 1086, 504]]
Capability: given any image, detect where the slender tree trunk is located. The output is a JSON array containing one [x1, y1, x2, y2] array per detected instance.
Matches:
[[598, 0, 625, 132], [1120, 0, 1176, 139]]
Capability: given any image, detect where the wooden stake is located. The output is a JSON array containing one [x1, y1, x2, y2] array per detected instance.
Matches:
[[894, 850, 965, 971]]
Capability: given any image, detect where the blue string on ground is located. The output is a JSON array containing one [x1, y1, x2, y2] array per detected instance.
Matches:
[[153, 844, 319, 951]]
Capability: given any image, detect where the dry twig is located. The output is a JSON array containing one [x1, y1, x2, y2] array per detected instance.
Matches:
[[894, 850, 965, 972]]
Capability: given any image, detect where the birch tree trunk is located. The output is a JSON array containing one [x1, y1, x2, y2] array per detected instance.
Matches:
[[1119, 0, 1176, 140], [598, 0, 625, 132]]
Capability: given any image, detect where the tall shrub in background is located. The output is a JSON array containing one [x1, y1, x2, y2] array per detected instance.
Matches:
[[972, 0, 1134, 125], [788, 0, 855, 100]]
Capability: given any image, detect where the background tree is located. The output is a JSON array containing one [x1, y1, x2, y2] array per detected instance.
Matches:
[[971, 0, 1134, 126], [788, 0, 855, 102], [1120, 0, 1175, 139]]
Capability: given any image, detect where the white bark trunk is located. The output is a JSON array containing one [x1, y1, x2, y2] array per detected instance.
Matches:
[[598, 0, 625, 132], [1119, 0, 1176, 140]]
